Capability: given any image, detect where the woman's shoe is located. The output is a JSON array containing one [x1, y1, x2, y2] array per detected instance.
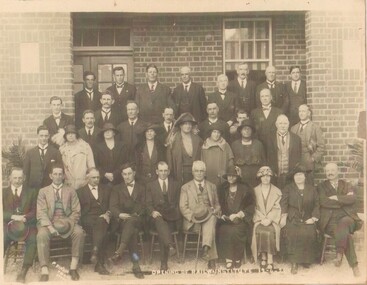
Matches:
[[265, 263, 274, 272], [260, 260, 267, 270], [225, 259, 233, 269], [234, 260, 242, 268]]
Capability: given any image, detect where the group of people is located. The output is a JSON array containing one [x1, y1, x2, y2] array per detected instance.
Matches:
[[3, 63, 363, 283]]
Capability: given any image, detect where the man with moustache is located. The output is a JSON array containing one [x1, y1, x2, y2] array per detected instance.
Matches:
[[94, 91, 123, 129], [78, 110, 101, 147]]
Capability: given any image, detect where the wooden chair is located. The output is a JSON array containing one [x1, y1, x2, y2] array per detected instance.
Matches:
[[115, 231, 145, 264], [320, 233, 341, 264], [3, 241, 26, 274], [149, 230, 180, 264], [182, 229, 201, 270]]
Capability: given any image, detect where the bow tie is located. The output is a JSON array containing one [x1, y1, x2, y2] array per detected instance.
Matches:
[[85, 89, 93, 93], [53, 116, 61, 120], [39, 146, 48, 150], [262, 107, 271, 111], [116, 84, 124, 88], [126, 183, 134, 187]]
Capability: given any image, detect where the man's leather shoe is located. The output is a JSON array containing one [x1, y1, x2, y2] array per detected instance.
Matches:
[[208, 260, 216, 270], [202, 245, 210, 261], [132, 263, 144, 279], [291, 263, 298, 274], [109, 252, 122, 264], [168, 245, 176, 257], [352, 265, 361, 277], [39, 274, 49, 282], [16, 267, 29, 283], [333, 253, 343, 267], [69, 270, 80, 281], [160, 262, 168, 271], [94, 263, 110, 275]]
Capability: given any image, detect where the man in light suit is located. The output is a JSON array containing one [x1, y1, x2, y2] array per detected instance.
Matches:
[[36, 164, 85, 282], [172, 66, 207, 122], [136, 64, 175, 123], [290, 104, 325, 184], [74, 71, 102, 129], [23, 125, 62, 190], [78, 110, 101, 148], [94, 91, 123, 129], [179, 160, 221, 270]]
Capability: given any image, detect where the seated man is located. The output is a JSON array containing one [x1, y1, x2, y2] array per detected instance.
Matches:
[[317, 163, 362, 277], [3, 167, 38, 283], [179, 160, 221, 270], [76, 167, 111, 275], [36, 164, 85, 282], [109, 162, 145, 279], [146, 161, 180, 271]]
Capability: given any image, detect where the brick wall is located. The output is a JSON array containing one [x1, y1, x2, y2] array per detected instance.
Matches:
[[0, 13, 73, 148], [305, 10, 365, 182]]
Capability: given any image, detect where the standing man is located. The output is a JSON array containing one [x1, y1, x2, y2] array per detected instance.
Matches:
[[227, 63, 257, 115], [36, 164, 85, 281], [157, 107, 175, 147], [106, 66, 136, 122], [23, 125, 62, 190], [290, 104, 325, 184], [3, 168, 38, 283], [317, 163, 362, 277], [255, 66, 289, 114], [76, 168, 111, 275], [172, 66, 207, 122], [146, 161, 180, 271], [78, 110, 101, 148], [94, 91, 123, 129], [74, 71, 102, 129], [208, 74, 240, 125], [265, 114, 302, 189], [109, 163, 145, 279], [136, 64, 174, 123], [228, 109, 249, 144], [43, 96, 74, 147], [285, 66, 307, 126], [179, 161, 221, 270]]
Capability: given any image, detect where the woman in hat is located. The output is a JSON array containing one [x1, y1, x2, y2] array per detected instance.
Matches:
[[231, 119, 265, 188], [60, 124, 95, 189], [217, 166, 255, 269], [280, 164, 320, 274], [251, 166, 282, 271], [135, 123, 166, 184], [94, 123, 128, 185], [201, 123, 234, 186], [166, 112, 203, 186]]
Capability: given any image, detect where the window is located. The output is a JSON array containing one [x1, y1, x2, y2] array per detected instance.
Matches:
[[223, 18, 272, 73]]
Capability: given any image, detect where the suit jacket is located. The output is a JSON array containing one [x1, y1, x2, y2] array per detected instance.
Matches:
[[145, 178, 180, 220], [227, 78, 257, 115], [94, 108, 123, 129], [74, 89, 102, 129], [317, 179, 362, 233], [43, 113, 74, 138], [23, 145, 62, 190], [179, 180, 221, 230], [172, 82, 207, 122], [78, 126, 102, 148], [76, 183, 112, 226], [208, 90, 240, 122], [256, 81, 289, 114], [285, 80, 307, 126], [3, 186, 38, 226], [265, 131, 302, 175], [37, 184, 81, 237], [198, 119, 230, 141], [136, 82, 174, 123], [290, 121, 325, 170], [107, 82, 137, 122], [156, 122, 174, 147], [250, 106, 283, 144]]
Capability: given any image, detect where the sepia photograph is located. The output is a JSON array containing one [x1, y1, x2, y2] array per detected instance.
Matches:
[[0, 0, 366, 284]]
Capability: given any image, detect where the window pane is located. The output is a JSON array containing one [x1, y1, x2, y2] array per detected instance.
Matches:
[[224, 28, 240, 41], [98, 64, 112, 82], [225, 62, 237, 72], [256, 41, 269, 59], [241, 42, 253, 59], [99, 29, 114, 46], [73, 29, 82, 47], [73, 65, 84, 82], [225, 21, 239, 30], [73, 83, 83, 95], [83, 29, 99, 46], [98, 83, 111, 93], [115, 29, 130, 46], [255, 21, 269, 39], [225, 42, 240, 60], [240, 21, 253, 39]]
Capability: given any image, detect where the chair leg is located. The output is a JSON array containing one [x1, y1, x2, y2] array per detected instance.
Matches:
[[182, 234, 188, 263], [195, 230, 201, 271], [173, 233, 180, 260], [320, 238, 328, 265], [3, 243, 13, 275], [139, 233, 145, 265], [150, 234, 155, 264]]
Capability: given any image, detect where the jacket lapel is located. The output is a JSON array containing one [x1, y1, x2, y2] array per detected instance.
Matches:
[[188, 181, 198, 203], [61, 186, 69, 212], [255, 187, 267, 215], [46, 186, 56, 216]]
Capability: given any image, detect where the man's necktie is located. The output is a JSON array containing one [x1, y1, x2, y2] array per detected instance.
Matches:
[[299, 122, 307, 133], [86, 90, 93, 101], [162, 180, 167, 194], [184, 85, 189, 93], [55, 188, 61, 201], [14, 188, 19, 198], [241, 79, 246, 88], [293, 82, 298, 93], [88, 129, 92, 140], [198, 183, 204, 192], [102, 110, 110, 122], [150, 85, 155, 92], [167, 124, 171, 133], [39, 147, 46, 161], [91, 187, 98, 200], [281, 135, 286, 145]]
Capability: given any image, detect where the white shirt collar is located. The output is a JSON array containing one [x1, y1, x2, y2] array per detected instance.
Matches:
[[88, 184, 98, 190], [149, 82, 158, 89], [183, 81, 192, 88], [38, 143, 48, 150], [85, 126, 95, 133], [194, 180, 205, 189], [208, 118, 218, 124], [129, 118, 138, 125], [11, 185, 23, 195], [52, 183, 63, 190], [158, 178, 168, 188]]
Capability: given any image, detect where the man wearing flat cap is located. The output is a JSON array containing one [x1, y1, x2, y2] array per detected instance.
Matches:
[[3, 167, 38, 283], [179, 160, 221, 270], [36, 164, 85, 282]]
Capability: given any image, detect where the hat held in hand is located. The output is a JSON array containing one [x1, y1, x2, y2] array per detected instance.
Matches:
[[7, 220, 29, 242], [192, 205, 212, 223], [53, 218, 72, 238]]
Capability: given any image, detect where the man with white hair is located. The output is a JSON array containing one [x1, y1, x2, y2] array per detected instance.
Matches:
[[265, 114, 301, 189], [317, 163, 362, 277], [172, 66, 207, 122], [179, 160, 221, 270]]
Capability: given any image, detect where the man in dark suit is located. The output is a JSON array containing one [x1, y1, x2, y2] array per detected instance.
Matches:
[[157, 107, 175, 147], [172, 66, 207, 122], [136, 64, 175, 123], [284, 66, 307, 126], [255, 66, 289, 114], [108, 163, 145, 279], [146, 161, 180, 271], [208, 74, 240, 124], [94, 91, 123, 129], [116, 101, 147, 161], [43, 96, 74, 147], [3, 168, 38, 283], [76, 167, 111, 275], [78, 109, 101, 148], [250, 88, 283, 145], [265, 114, 302, 189], [23, 125, 62, 190], [198, 102, 229, 141], [74, 71, 102, 129], [317, 163, 362, 277], [227, 63, 257, 115], [106, 66, 136, 122]]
